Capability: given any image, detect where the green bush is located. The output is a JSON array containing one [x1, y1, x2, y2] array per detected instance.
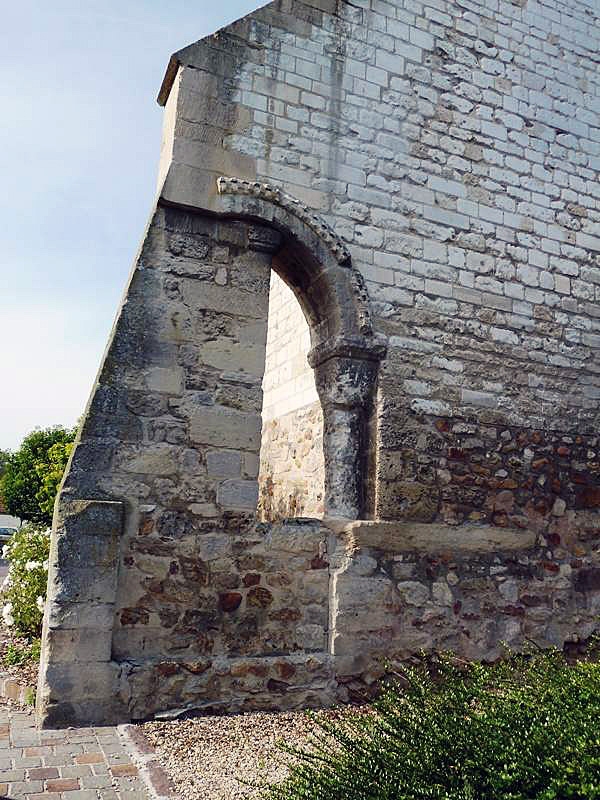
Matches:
[[266, 650, 600, 800], [0, 449, 9, 480], [1, 524, 50, 637]]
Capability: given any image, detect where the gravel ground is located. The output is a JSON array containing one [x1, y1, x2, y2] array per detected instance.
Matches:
[[143, 707, 354, 799]]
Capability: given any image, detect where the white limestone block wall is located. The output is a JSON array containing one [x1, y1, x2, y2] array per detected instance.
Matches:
[[262, 272, 319, 423], [159, 0, 600, 433], [259, 272, 325, 520]]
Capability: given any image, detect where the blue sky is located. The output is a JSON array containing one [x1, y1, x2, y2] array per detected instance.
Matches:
[[0, 0, 262, 450]]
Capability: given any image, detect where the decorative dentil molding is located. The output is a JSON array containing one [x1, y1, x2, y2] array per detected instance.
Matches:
[[348, 268, 374, 337], [217, 176, 352, 265]]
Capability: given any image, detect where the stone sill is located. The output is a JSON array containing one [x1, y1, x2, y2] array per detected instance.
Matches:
[[322, 518, 536, 554]]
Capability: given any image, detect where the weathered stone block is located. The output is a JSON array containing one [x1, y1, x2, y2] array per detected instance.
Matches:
[[206, 450, 242, 478], [190, 407, 261, 450], [116, 444, 181, 476], [217, 480, 259, 510], [53, 532, 119, 570], [145, 366, 184, 394], [37, 662, 126, 728], [198, 339, 267, 376], [44, 628, 113, 663], [54, 500, 123, 542], [340, 521, 537, 554], [46, 601, 115, 631], [183, 281, 269, 318], [47, 567, 119, 606], [396, 581, 430, 607]]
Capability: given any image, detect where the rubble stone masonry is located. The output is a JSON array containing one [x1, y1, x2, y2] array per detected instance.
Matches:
[[37, 0, 600, 726]]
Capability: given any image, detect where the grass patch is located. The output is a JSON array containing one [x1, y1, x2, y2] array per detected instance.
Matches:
[[266, 649, 600, 800]]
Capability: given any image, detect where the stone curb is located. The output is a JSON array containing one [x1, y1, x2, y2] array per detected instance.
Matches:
[[118, 723, 180, 799], [0, 671, 35, 706]]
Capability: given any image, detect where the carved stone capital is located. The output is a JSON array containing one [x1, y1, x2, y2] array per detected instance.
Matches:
[[313, 354, 381, 411], [308, 334, 387, 370]]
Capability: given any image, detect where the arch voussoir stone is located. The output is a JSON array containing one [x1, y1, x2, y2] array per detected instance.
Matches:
[[217, 177, 352, 266], [215, 176, 376, 344]]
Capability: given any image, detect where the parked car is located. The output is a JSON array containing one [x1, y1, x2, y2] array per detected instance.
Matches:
[[0, 526, 17, 546], [0, 516, 20, 548]]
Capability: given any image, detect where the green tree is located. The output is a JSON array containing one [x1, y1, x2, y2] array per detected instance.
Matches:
[[35, 440, 75, 520], [0, 450, 9, 513], [0, 427, 77, 525]]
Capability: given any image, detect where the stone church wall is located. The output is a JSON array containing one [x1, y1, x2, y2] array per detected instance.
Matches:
[[330, 517, 600, 692], [37, 0, 600, 727], [157, 0, 600, 524]]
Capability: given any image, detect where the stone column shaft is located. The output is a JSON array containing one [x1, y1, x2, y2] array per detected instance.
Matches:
[[322, 404, 363, 519], [311, 340, 385, 520]]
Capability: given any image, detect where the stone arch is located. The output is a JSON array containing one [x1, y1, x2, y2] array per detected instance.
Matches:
[[216, 177, 372, 345], [213, 177, 387, 519]]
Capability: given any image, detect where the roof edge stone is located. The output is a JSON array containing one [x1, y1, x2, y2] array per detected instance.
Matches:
[[157, 1, 276, 106]]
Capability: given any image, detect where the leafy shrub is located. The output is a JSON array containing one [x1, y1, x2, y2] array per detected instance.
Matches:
[[0, 426, 76, 525], [1, 524, 50, 637], [266, 650, 600, 800], [2, 638, 41, 667]]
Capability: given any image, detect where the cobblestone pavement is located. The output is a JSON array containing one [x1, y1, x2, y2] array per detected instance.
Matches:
[[0, 706, 149, 799]]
